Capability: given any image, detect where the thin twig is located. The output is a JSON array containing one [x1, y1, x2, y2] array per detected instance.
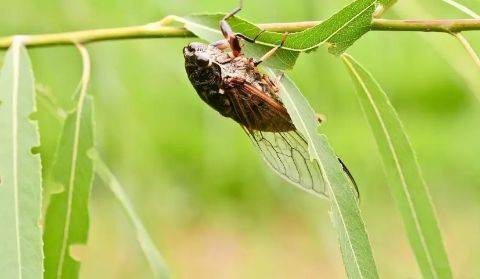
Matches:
[[454, 33, 480, 70], [442, 1, 480, 77], [2, 18, 480, 49]]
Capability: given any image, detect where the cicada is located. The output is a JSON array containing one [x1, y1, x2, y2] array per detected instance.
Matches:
[[183, 1, 357, 198]]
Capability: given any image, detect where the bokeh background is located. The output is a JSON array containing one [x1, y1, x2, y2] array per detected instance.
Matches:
[[2, 0, 480, 278]]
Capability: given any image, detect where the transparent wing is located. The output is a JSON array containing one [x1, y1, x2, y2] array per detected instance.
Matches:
[[244, 128, 328, 198]]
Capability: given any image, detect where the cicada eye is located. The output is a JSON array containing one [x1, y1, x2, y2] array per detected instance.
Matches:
[[187, 42, 205, 52]]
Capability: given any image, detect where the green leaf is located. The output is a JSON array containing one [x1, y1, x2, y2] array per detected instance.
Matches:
[[0, 42, 43, 278], [182, 0, 376, 67], [89, 150, 170, 279], [266, 68, 379, 279], [342, 54, 453, 278], [43, 95, 94, 279], [282, 0, 376, 54], [181, 14, 299, 70], [35, 85, 66, 207]]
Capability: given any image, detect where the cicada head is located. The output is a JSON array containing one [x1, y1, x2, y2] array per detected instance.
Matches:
[[183, 43, 223, 97], [184, 42, 234, 116]]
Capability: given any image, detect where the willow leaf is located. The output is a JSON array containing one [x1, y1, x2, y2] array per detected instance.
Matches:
[[182, 0, 376, 66], [266, 68, 379, 279], [284, 0, 376, 54], [342, 54, 452, 278], [0, 42, 43, 279], [89, 150, 170, 279], [181, 14, 299, 70], [43, 96, 94, 279]]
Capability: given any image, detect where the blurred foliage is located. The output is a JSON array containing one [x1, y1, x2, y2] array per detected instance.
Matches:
[[1, 0, 480, 278]]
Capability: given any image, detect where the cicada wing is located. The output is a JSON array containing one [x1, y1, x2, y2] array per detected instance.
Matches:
[[225, 83, 295, 132], [227, 82, 355, 199], [244, 128, 328, 198]]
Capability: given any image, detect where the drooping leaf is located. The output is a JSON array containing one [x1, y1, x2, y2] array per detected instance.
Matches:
[[89, 150, 170, 279], [266, 68, 379, 279], [182, 0, 377, 68], [282, 0, 376, 54], [342, 54, 453, 278], [181, 14, 299, 70], [43, 96, 94, 279], [0, 42, 43, 279]]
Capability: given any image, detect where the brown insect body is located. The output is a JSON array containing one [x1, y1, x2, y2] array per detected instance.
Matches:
[[182, 2, 359, 199], [183, 42, 331, 197], [184, 43, 295, 132]]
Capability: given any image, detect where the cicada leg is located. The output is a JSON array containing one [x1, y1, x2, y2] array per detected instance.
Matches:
[[219, 0, 244, 56], [210, 39, 230, 50], [254, 32, 289, 66], [235, 30, 266, 44], [218, 0, 267, 56], [212, 30, 266, 52]]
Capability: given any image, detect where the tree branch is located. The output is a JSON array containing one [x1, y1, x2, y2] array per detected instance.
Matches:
[[2, 18, 480, 49], [372, 18, 480, 32]]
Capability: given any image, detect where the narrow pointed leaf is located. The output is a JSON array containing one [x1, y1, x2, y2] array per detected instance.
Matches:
[[266, 68, 379, 279], [182, 0, 376, 68], [181, 14, 299, 70], [0, 42, 43, 279], [342, 54, 452, 278], [89, 150, 170, 279], [43, 96, 94, 279], [283, 0, 376, 54]]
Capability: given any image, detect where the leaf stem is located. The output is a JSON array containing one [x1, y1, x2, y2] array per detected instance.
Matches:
[[2, 18, 480, 49], [454, 33, 480, 70]]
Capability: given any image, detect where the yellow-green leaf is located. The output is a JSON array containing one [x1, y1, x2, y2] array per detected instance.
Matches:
[[182, 0, 376, 69], [43, 96, 94, 279]]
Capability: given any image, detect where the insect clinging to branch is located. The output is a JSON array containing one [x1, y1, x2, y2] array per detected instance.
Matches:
[[183, 0, 358, 198]]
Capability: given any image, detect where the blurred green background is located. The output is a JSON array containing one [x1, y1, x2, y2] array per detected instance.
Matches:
[[2, 0, 480, 277]]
